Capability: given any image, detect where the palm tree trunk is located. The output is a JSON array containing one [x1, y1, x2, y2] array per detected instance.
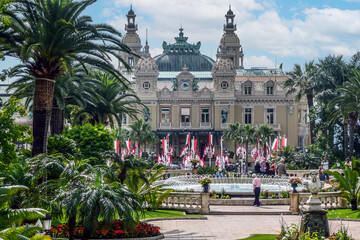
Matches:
[[50, 98, 64, 135], [348, 114, 358, 158], [351, 198, 358, 211], [307, 94, 315, 144], [344, 120, 348, 158], [32, 79, 55, 157], [263, 143, 267, 158], [68, 214, 76, 240]]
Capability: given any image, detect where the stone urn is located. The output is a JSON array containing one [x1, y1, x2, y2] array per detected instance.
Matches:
[[202, 183, 210, 193], [291, 182, 298, 193]]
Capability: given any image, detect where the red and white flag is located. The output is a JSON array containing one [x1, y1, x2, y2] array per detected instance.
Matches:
[[125, 140, 131, 151]]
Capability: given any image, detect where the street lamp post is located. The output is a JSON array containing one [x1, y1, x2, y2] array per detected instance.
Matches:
[[42, 214, 52, 235]]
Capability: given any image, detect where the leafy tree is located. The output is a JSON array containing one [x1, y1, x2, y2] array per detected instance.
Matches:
[[0, 0, 12, 26], [284, 61, 319, 144], [0, 98, 32, 168], [128, 119, 158, 155], [325, 158, 360, 210], [64, 124, 114, 159], [0, 0, 133, 156]]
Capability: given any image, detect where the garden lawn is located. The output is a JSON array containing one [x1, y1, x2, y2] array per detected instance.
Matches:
[[237, 234, 277, 240], [140, 210, 204, 220], [327, 209, 360, 219]]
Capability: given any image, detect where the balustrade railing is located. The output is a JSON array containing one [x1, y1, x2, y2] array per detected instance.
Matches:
[[159, 192, 203, 214], [299, 192, 348, 210]]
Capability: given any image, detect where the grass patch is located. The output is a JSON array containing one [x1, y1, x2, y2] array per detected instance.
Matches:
[[238, 234, 277, 240], [140, 210, 204, 220], [327, 209, 360, 219]]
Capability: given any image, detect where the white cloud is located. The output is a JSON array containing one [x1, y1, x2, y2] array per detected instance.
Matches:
[[244, 56, 276, 69], [105, 1, 360, 64]]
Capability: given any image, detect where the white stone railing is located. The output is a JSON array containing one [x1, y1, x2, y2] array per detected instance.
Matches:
[[159, 122, 172, 128], [159, 192, 209, 214], [180, 122, 191, 128], [200, 122, 212, 128], [299, 192, 349, 210]]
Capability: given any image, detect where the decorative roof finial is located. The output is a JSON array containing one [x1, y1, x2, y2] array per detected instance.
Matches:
[[144, 28, 150, 56]]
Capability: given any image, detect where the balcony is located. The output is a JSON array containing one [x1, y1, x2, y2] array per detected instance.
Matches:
[[221, 123, 229, 129], [253, 123, 281, 131], [159, 122, 172, 128], [200, 122, 212, 128], [180, 122, 192, 128]]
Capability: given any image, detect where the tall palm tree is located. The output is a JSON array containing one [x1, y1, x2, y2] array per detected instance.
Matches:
[[329, 68, 360, 158], [283, 61, 319, 144], [128, 119, 158, 155], [241, 124, 256, 171], [1, 0, 133, 156], [223, 122, 243, 147], [73, 72, 143, 128], [256, 124, 275, 158]]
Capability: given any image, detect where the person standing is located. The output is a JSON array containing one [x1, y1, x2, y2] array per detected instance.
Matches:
[[252, 174, 261, 207], [276, 159, 287, 176], [254, 161, 261, 174], [321, 156, 329, 181], [270, 160, 276, 175], [345, 157, 352, 168], [260, 158, 266, 175]]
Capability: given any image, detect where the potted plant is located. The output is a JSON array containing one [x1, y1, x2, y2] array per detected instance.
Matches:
[[198, 178, 212, 193], [191, 159, 200, 174], [289, 177, 302, 193]]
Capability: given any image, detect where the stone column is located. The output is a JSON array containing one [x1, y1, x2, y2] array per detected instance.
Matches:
[[200, 193, 210, 214], [289, 193, 299, 214]]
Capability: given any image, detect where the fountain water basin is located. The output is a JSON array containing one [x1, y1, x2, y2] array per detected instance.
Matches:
[[162, 175, 304, 193]]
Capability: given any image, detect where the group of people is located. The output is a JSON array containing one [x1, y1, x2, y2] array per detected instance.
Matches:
[[254, 158, 287, 176]]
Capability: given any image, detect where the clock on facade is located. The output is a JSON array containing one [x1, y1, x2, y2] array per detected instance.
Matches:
[[180, 79, 191, 91]]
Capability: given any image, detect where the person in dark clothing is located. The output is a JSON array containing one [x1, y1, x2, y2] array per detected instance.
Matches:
[[265, 161, 271, 175], [254, 161, 261, 173]]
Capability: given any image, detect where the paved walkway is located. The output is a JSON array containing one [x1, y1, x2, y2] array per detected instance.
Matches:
[[154, 206, 360, 240], [210, 205, 291, 215]]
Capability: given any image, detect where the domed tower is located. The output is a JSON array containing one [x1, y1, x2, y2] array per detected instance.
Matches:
[[217, 5, 244, 69], [134, 34, 159, 99], [212, 44, 236, 97], [119, 5, 142, 70]]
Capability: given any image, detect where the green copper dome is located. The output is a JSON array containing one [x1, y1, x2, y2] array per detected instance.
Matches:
[[154, 28, 215, 71]]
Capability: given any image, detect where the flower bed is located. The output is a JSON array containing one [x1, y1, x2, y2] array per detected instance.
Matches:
[[51, 220, 160, 239]]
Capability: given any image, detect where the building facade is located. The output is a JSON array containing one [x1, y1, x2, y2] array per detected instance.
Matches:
[[120, 6, 309, 166]]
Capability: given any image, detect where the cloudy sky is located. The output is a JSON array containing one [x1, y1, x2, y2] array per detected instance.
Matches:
[[2, 0, 360, 75]]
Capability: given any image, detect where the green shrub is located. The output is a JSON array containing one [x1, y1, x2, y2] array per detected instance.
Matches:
[[64, 124, 114, 159], [198, 166, 217, 175]]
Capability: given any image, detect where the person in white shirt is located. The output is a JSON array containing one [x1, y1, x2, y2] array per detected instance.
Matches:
[[321, 157, 329, 181], [252, 174, 261, 207]]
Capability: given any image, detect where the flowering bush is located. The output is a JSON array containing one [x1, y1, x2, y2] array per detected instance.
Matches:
[[289, 177, 303, 184], [51, 220, 160, 238], [198, 178, 212, 185]]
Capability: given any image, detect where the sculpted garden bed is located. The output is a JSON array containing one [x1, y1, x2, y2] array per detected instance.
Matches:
[[51, 220, 161, 239]]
